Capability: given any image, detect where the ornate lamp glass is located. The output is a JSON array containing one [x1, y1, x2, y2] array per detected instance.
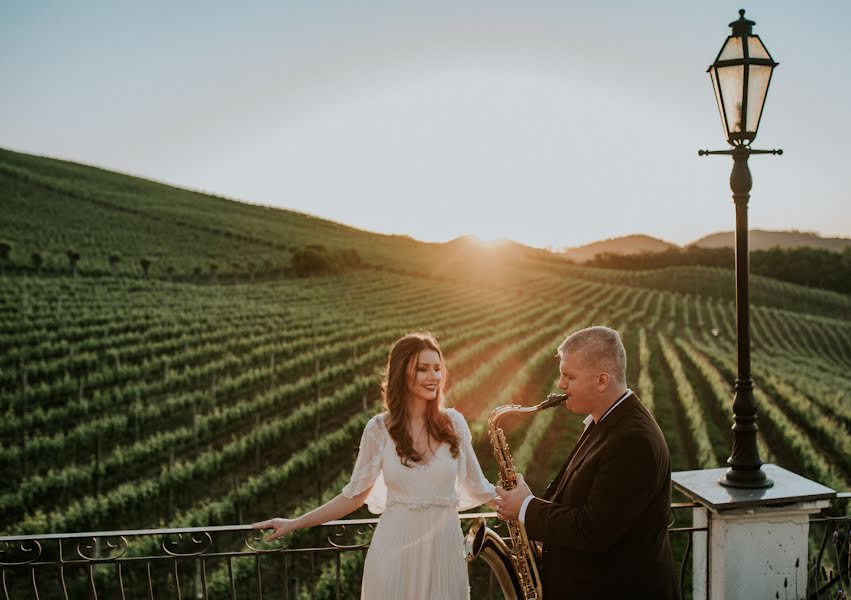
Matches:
[[708, 10, 778, 145]]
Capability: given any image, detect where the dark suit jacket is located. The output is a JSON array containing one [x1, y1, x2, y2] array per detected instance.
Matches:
[[524, 393, 677, 599]]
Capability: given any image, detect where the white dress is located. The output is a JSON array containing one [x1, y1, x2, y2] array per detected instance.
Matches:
[[341, 408, 496, 600]]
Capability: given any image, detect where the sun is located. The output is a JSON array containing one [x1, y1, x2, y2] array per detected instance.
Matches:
[[469, 235, 511, 249]]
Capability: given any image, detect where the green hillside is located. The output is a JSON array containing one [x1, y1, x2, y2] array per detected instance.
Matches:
[[0, 147, 559, 285], [1, 148, 849, 598]]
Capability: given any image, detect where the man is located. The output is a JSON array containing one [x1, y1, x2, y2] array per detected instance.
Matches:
[[495, 326, 677, 599]]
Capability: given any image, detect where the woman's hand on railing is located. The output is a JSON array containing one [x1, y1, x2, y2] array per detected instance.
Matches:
[[252, 518, 297, 542]]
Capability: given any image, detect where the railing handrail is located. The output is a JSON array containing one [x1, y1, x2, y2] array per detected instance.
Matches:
[[0, 512, 500, 543], [0, 502, 715, 543]]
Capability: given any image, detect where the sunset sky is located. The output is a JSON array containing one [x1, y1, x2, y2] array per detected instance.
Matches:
[[2, 1, 850, 249]]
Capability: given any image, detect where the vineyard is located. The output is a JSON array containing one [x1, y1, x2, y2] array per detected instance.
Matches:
[[1, 148, 850, 598]]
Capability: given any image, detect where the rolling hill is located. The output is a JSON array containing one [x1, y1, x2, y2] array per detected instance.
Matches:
[[562, 234, 678, 263], [689, 229, 851, 252], [561, 230, 850, 264]]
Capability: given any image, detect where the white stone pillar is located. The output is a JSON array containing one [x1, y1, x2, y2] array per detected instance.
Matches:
[[673, 464, 835, 600], [691, 506, 709, 600]]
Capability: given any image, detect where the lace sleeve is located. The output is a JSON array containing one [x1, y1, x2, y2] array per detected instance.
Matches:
[[450, 409, 497, 511], [341, 414, 388, 514]]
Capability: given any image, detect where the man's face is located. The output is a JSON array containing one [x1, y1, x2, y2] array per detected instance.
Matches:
[[558, 351, 599, 415]]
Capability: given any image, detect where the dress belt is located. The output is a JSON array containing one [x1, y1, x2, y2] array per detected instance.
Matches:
[[386, 494, 457, 510]]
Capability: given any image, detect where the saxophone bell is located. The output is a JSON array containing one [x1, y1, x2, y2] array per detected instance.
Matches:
[[465, 517, 525, 600], [465, 392, 562, 600]]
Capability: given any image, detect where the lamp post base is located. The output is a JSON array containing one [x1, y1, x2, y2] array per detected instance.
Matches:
[[674, 464, 835, 600], [718, 466, 773, 489]]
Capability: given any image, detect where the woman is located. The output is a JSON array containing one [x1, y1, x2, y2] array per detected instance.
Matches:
[[253, 332, 496, 599]]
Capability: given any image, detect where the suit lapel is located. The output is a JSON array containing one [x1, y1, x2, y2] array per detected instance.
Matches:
[[548, 393, 639, 501], [543, 449, 574, 500], [543, 419, 596, 500], [550, 422, 603, 501]]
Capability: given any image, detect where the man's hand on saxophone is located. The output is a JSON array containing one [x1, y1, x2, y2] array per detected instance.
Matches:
[[495, 473, 532, 522]]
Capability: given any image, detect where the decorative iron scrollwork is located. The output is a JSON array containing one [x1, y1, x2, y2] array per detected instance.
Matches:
[[161, 532, 212, 557], [244, 528, 290, 553], [326, 523, 374, 549], [76, 536, 129, 561], [0, 540, 43, 566]]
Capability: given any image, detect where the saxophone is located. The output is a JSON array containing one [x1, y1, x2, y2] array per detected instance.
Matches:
[[464, 393, 567, 600]]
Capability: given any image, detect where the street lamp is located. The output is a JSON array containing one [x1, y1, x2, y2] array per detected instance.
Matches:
[[699, 9, 781, 489]]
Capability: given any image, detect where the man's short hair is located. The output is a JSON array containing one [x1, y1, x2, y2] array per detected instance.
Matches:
[[557, 326, 627, 384]]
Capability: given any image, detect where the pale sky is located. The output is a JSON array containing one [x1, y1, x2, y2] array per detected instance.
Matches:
[[2, 1, 850, 249]]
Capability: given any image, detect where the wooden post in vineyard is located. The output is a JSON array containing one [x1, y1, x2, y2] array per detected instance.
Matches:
[[233, 478, 243, 524], [315, 357, 321, 507], [167, 446, 174, 519], [255, 414, 261, 469], [95, 433, 102, 496], [130, 389, 141, 442], [20, 365, 29, 476], [192, 395, 198, 450]]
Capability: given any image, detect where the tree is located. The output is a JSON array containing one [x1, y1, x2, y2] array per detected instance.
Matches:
[[292, 246, 335, 277], [66, 250, 80, 277], [108, 254, 121, 276], [0, 241, 12, 275], [336, 248, 363, 268], [31, 252, 43, 274]]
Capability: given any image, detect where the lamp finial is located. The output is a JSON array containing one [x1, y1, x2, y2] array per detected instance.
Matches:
[[730, 9, 755, 36]]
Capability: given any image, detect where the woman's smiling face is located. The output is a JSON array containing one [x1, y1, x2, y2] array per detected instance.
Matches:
[[406, 349, 443, 402]]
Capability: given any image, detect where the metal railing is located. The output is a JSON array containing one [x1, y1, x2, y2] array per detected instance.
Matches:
[[1, 507, 706, 600], [669, 501, 709, 600], [806, 492, 850, 600]]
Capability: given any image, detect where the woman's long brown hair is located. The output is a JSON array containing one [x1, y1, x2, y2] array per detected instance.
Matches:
[[382, 332, 460, 467]]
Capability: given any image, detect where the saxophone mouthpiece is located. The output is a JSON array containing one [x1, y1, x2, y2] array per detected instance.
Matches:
[[539, 393, 568, 410]]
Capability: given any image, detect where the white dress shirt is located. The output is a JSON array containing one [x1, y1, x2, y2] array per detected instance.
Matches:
[[517, 389, 632, 523]]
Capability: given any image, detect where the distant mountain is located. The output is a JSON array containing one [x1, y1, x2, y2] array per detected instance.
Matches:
[[561, 230, 850, 263], [562, 234, 678, 263], [689, 230, 851, 252]]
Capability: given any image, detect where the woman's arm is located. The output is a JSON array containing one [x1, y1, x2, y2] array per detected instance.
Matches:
[[252, 486, 372, 541], [451, 409, 498, 510]]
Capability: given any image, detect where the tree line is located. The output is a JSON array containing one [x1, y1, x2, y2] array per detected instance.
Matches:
[[587, 245, 851, 295], [0, 240, 362, 279]]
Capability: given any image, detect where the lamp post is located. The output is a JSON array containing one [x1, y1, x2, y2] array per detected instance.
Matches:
[[699, 9, 780, 489]]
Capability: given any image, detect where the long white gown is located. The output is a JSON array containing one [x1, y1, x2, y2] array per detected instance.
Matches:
[[341, 408, 496, 600]]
